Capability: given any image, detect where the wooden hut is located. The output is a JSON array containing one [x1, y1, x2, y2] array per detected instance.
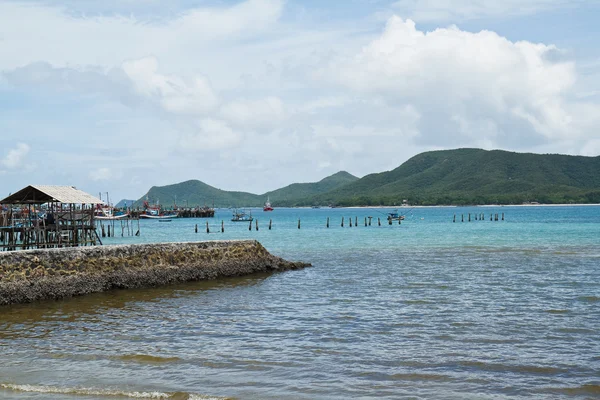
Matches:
[[0, 185, 103, 251]]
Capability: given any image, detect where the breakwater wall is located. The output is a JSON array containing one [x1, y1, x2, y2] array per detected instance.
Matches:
[[0, 241, 309, 306]]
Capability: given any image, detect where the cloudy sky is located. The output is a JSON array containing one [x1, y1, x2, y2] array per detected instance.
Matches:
[[1, 0, 600, 201]]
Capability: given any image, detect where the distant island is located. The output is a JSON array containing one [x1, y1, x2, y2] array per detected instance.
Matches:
[[126, 149, 600, 207]]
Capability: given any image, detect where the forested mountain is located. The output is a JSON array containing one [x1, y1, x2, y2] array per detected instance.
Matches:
[[133, 171, 359, 208], [305, 149, 600, 206]]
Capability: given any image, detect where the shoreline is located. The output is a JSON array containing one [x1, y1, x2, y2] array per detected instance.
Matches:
[[342, 203, 600, 209]]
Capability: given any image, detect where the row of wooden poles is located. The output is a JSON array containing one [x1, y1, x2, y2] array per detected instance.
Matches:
[[454, 213, 505, 222], [195, 216, 401, 233], [98, 219, 140, 238]]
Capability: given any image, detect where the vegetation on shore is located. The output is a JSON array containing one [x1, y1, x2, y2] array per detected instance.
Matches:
[[133, 171, 358, 208], [128, 149, 600, 207]]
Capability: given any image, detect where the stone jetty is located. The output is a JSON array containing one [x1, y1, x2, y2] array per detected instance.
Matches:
[[0, 241, 309, 306]]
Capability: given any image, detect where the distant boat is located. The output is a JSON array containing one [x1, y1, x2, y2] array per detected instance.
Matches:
[[232, 209, 253, 222], [95, 192, 129, 220], [95, 207, 129, 221], [263, 197, 274, 212], [139, 200, 178, 220], [387, 209, 405, 221]]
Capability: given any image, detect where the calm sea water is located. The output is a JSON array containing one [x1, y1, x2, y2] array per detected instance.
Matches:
[[1, 206, 599, 399]]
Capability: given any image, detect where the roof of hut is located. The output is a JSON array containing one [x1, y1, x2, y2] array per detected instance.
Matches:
[[0, 185, 103, 205]]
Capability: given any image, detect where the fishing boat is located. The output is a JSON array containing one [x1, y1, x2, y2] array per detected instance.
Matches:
[[387, 209, 406, 221], [263, 197, 274, 212], [231, 209, 253, 222], [94, 207, 129, 220], [139, 200, 178, 220], [94, 192, 130, 220]]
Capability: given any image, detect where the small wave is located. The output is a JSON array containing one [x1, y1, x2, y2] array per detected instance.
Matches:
[[404, 299, 433, 304], [0, 383, 230, 399], [550, 384, 600, 396], [389, 373, 452, 382], [545, 309, 570, 314], [578, 296, 600, 303], [113, 354, 182, 364], [456, 361, 566, 375]]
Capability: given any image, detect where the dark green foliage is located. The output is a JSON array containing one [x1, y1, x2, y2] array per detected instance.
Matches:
[[132, 149, 600, 207], [263, 171, 358, 204], [133, 171, 359, 208], [306, 148, 600, 206]]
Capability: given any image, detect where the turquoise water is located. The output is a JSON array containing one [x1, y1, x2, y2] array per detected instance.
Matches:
[[1, 206, 599, 399]]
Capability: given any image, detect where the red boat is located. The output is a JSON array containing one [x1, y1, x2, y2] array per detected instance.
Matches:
[[263, 197, 274, 211]]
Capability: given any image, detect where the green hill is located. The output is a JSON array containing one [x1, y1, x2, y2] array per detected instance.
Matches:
[[264, 171, 358, 205], [305, 148, 600, 206], [133, 180, 261, 209], [115, 199, 136, 208], [133, 171, 359, 208]]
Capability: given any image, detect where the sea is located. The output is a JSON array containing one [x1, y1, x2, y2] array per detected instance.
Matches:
[[1, 206, 599, 399]]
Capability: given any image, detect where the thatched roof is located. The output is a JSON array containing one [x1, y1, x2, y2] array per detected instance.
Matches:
[[0, 185, 103, 205]]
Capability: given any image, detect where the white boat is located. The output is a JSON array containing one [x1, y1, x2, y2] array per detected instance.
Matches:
[[94, 206, 129, 221], [139, 214, 177, 220], [139, 200, 178, 219], [232, 209, 253, 222]]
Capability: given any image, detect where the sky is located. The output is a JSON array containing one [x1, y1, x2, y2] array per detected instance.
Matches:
[[1, 0, 600, 202]]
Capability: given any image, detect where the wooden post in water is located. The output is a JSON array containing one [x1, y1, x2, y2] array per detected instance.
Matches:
[[269, 219, 272, 230], [349, 217, 353, 227], [365, 217, 367, 227], [399, 216, 401, 225], [101, 224, 106, 238], [206, 221, 210, 233], [195, 224, 198, 233], [255, 219, 258, 231], [378, 217, 381, 226], [326, 217, 329, 228], [388, 216, 392, 225], [249, 220, 252, 231], [108, 225, 111, 237], [221, 220, 224, 233], [298, 219, 301, 229], [502, 213, 505, 221], [341, 217, 344, 227], [355, 216, 358, 227], [368, 216, 372, 226], [490, 214, 493, 221], [461, 214, 464, 223], [469, 213, 471, 222], [453, 214, 456, 223]]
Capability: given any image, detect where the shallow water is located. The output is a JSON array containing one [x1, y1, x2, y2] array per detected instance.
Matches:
[[1, 206, 599, 399]]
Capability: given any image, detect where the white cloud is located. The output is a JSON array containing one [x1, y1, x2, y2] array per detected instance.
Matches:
[[319, 16, 600, 149], [89, 167, 125, 182], [122, 57, 218, 115], [220, 96, 285, 128], [178, 119, 242, 151], [0, 0, 284, 71], [392, 0, 579, 22], [1, 143, 30, 170]]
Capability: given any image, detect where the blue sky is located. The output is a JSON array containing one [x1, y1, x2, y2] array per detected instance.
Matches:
[[1, 0, 600, 202]]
